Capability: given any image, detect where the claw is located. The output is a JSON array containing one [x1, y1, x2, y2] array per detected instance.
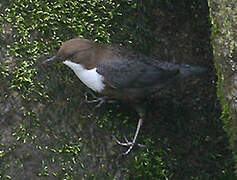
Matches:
[[113, 136, 133, 146], [94, 98, 106, 108], [83, 91, 117, 108], [84, 92, 97, 103], [84, 92, 107, 108], [113, 118, 145, 156]]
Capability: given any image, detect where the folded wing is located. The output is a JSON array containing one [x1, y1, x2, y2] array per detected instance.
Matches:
[[96, 59, 180, 89]]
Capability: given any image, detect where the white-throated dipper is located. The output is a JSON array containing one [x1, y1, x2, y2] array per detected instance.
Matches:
[[44, 38, 208, 155]]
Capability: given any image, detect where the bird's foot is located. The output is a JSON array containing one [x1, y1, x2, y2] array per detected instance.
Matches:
[[84, 91, 117, 108], [113, 117, 145, 156], [84, 92, 106, 108], [113, 135, 146, 156]]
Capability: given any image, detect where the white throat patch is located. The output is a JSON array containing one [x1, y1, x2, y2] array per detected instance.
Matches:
[[63, 60, 105, 92]]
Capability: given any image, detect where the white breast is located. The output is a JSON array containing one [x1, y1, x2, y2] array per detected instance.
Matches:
[[63, 60, 105, 92]]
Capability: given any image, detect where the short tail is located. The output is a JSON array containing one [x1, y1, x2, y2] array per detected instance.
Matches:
[[179, 64, 209, 78]]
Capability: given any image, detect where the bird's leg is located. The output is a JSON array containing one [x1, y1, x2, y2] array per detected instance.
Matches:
[[83, 89, 117, 108], [114, 105, 146, 155], [84, 91, 107, 108], [84, 89, 98, 99], [114, 118, 144, 155]]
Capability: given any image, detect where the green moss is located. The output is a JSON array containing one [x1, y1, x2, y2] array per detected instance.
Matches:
[[131, 142, 170, 180], [215, 61, 237, 171], [209, 0, 237, 173], [215, 63, 232, 132]]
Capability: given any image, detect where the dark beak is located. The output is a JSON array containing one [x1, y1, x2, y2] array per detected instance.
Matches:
[[42, 56, 56, 64]]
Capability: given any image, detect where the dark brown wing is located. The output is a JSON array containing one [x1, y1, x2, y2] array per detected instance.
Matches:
[[96, 59, 179, 89]]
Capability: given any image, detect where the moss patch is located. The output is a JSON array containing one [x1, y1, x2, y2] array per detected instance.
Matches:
[[208, 0, 237, 173]]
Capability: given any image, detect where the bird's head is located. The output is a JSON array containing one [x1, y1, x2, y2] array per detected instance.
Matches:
[[43, 38, 101, 68]]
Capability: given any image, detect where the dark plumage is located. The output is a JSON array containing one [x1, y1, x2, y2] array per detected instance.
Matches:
[[44, 38, 208, 155]]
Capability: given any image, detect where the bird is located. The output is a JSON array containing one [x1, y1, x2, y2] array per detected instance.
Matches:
[[43, 38, 208, 155]]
